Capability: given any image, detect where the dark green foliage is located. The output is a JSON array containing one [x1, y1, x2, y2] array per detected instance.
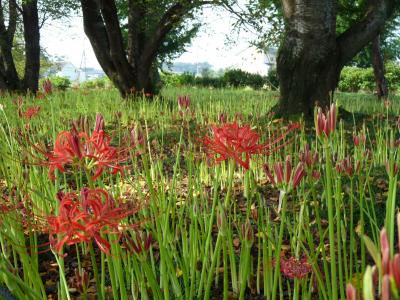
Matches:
[[81, 78, 113, 90], [338, 62, 400, 93], [161, 69, 272, 90], [117, 0, 202, 65], [223, 69, 266, 89], [266, 69, 279, 90], [40, 76, 71, 91]]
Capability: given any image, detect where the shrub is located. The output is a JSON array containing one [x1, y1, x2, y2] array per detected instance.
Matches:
[[266, 69, 279, 90], [223, 69, 268, 89], [338, 63, 400, 93], [40, 76, 71, 91], [162, 69, 269, 90], [81, 77, 112, 89]]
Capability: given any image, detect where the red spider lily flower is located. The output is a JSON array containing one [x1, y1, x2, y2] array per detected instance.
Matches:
[[20, 106, 41, 119], [69, 269, 90, 294], [202, 122, 300, 170], [380, 223, 400, 292], [122, 231, 152, 254], [13, 96, 24, 108], [382, 274, 391, 300], [42, 79, 53, 95], [47, 188, 138, 255], [263, 123, 301, 155], [346, 284, 357, 300], [263, 155, 306, 192], [315, 103, 336, 138], [385, 160, 399, 177], [311, 170, 321, 180], [381, 229, 390, 275], [218, 113, 227, 123], [178, 95, 190, 110], [279, 256, 312, 279], [202, 122, 263, 169], [234, 112, 243, 121], [36, 93, 45, 100], [299, 144, 319, 168], [36, 114, 136, 180], [336, 156, 360, 178], [353, 133, 366, 147], [349, 214, 400, 299], [240, 220, 254, 242]]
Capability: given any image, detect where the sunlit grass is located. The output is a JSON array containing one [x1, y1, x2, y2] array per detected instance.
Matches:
[[0, 87, 398, 300]]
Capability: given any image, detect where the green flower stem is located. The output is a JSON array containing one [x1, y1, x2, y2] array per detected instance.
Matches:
[[334, 178, 344, 300], [54, 253, 71, 300], [358, 175, 366, 273], [204, 233, 223, 300], [272, 191, 287, 300], [386, 173, 398, 256], [89, 244, 104, 300], [197, 166, 221, 298], [324, 140, 338, 300]]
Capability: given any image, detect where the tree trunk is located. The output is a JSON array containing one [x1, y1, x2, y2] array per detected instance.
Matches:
[[0, 0, 40, 93], [0, 0, 21, 91], [371, 35, 388, 99], [22, 0, 40, 93], [80, 0, 198, 97], [277, 0, 339, 117], [277, 0, 396, 116]]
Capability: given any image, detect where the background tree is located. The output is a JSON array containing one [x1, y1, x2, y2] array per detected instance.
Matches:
[[0, 0, 77, 93], [229, 0, 398, 115], [79, 0, 232, 97], [0, 0, 39, 92]]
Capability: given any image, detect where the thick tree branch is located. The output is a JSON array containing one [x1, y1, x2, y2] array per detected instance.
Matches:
[[139, 0, 216, 72], [127, 0, 146, 69], [22, 0, 40, 91], [371, 34, 388, 98], [99, 0, 134, 84], [281, 0, 294, 19], [0, 0, 20, 89], [7, 0, 18, 43], [337, 0, 396, 66], [80, 0, 117, 78], [0, 0, 7, 35]]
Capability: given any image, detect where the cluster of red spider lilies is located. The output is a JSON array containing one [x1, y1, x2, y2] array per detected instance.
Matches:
[[2, 98, 341, 283]]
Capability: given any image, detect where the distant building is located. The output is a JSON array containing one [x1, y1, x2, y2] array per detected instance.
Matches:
[[228, 47, 277, 76], [53, 62, 79, 82], [52, 61, 105, 83], [169, 47, 277, 77], [77, 67, 106, 82], [163, 62, 212, 76]]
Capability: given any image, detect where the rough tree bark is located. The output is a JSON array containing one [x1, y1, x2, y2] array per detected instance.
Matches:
[[0, 0, 20, 90], [80, 0, 207, 97], [22, 0, 41, 92], [0, 0, 41, 93], [277, 0, 396, 116], [371, 35, 388, 99]]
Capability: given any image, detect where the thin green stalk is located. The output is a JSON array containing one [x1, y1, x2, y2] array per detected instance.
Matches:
[[89, 245, 104, 300], [272, 191, 287, 300], [324, 141, 338, 300]]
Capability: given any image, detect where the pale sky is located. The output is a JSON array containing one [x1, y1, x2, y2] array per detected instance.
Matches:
[[41, 6, 257, 70]]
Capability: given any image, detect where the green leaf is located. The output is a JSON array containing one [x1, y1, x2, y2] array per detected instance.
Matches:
[[362, 234, 381, 269], [363, 266, 375, 300]]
